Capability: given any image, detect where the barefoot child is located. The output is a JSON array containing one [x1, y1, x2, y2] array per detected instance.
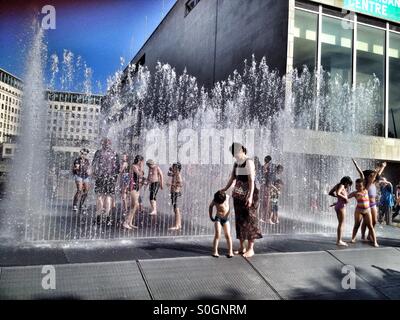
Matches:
[[146, 159, 164, 216], [348, 159, 379, 247], [168, 163, 183, 231], [329, 176, 353, 246], [353, 161, 387, 241], [270, 179, 283, 224], [120, 154, 130, 215], [209, 191, 234, 258]]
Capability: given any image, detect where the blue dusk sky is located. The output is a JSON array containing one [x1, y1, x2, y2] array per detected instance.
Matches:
[[0, 0, 177, 94]]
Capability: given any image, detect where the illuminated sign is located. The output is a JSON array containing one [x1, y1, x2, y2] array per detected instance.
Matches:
[[344, 0, 400, 23]]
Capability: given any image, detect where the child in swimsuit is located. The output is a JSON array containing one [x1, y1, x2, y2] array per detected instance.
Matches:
[[352, 159, 385, 242], [120, 154, 130, 215], [270, 179, 283, 224], [168, 163, 183, 231], [329, 176, 353, 247], [348, 177, 379, 247], [209, 191, 234, 258], [146, 159, 164, 216], [123, 155, 144, 230], [352, 162, 386, 241]]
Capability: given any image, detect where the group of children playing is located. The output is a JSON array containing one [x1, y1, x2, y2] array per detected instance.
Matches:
[[209, 157, 389, 259], [120, 158, 183, 231], [329, 159, 387, 248], [81, 146, 386, 256]]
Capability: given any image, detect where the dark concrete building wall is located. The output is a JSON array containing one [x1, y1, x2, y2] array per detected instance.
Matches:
[[128, 0, 290, 88], [215, 0, 289, 83]]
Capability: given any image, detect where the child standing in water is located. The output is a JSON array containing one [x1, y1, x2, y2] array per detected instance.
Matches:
[[352, 159, 386, 240], [348, 159, 379, 247], [329, 176, 353, 246], [168, 163, 183, 231], [120, 154, 130, 215], [146, 159, 164, 216], [270, 179, 283, 224], [123, 155, 144, 230], [209, 191, 234, 258], [354, 162, 387, 241]]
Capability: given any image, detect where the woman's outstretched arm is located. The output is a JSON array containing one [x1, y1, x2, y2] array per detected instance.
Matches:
[[221, 166, 236, 192]]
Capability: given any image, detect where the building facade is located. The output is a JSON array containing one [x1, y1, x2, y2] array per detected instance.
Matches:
[[46, 91, 102, 143], [0, 69, 103, 177], [126, 0, 290, 88], [113, 0, 400, 162], [289, 0, 400, 138], [0, 69, 23, 187], [46, 91, 103, 171], [0, 68, 23, 144]]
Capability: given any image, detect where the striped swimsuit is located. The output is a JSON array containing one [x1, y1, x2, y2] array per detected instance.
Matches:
[[368, 184, 377, 208], [355, 190, 370, 214]]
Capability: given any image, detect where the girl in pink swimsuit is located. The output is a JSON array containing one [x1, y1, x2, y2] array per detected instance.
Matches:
[[329, 176, 353, 246]]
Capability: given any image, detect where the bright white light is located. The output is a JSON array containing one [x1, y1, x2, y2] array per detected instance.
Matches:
[[341, 37, 352, 48], [321, 33, 336, 45], [389, 48, 399, 58], [357, 41, 369, 52], [306, 30, 316, 41], [373, 45, 384, 55]]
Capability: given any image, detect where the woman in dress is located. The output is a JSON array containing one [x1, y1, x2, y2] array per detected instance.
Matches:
[[221, 143, 262, 258]]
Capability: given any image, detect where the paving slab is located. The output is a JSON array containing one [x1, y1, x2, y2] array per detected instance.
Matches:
[[247, 251, 384, 300], [139, 256, 280, 300], [0, 261, 151, 300], [328, 247, 400, 293]]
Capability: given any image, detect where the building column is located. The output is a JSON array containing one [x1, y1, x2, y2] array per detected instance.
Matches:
[[285, 0, 296, 116], [315, 5, 323, 132], [385, 22, 390, 139], [286, 0, 295, 74], [352, 14, 358, 88]]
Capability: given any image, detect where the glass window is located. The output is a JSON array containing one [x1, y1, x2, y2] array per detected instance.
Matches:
[[318, 16, 354, 133], [185, 0, 201, 15], [356, 24, 385, 137], [389, 32, 400, 139], [293, 10, 318, 72]]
